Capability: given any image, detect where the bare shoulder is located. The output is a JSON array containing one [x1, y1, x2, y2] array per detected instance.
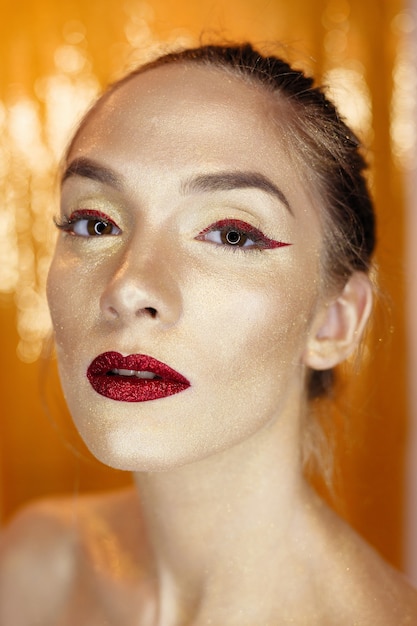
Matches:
[[342, 530, 417, 625], [0, 495, 80, 626], [313, 497, 417, 625], [0, 488, 149, 626]]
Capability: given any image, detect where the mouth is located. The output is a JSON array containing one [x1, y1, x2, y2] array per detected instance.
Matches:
[[87, 352, 191, 402]]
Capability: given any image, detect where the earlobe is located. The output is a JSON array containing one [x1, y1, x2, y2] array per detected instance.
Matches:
[[303, 272, 373, 371]]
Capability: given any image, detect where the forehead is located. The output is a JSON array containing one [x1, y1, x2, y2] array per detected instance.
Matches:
[[70, 64, 289, 166], [83, 63, 273, 128], [67, 63, 319, 224]]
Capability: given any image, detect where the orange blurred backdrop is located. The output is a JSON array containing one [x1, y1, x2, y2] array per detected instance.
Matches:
[[0, 0, 413, 573]]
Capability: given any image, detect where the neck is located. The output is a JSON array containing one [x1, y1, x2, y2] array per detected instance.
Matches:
[[134, 401, 317, 624]]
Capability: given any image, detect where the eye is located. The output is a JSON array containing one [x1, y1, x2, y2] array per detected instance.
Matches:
[[55, 210, 121, 237], [196, 219, 291, 250]]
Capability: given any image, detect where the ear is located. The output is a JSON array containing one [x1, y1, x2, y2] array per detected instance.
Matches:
[[303, 272, 373, 371]]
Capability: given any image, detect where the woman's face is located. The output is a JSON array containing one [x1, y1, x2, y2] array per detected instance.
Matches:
[[48, 63, 327, 471]]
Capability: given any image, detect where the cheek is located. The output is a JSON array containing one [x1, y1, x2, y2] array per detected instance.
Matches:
[[192, 261, 317, 346], [185, 267, 319, 400], [47, 256, 65, 335], [47, 254, 95, 358]]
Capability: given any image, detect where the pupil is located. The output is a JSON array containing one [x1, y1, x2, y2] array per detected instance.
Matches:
[[226, 230, 241, 245], [94, 221, 108, 235]]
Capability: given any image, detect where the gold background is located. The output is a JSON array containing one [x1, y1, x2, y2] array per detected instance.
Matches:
[[0, 0, 414, 572]]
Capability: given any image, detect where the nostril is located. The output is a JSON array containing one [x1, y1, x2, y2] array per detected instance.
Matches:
[[145, 307, 157, 318], [107, 306, 119, 319]]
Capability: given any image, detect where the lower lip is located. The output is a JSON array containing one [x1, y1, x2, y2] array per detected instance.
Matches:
[[87, 352, 190, 402]]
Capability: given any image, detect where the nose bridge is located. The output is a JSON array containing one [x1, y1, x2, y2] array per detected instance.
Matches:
[[100, 229, 181, 326]]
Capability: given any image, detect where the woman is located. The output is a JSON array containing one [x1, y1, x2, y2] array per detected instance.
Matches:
[[1, 43, 416, 625]]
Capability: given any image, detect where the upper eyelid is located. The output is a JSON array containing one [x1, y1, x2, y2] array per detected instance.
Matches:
[[55, 209, 119, 225], [198, 219, 272, 242], [200, 218, 263, 233], [68, 209, 118, 222]]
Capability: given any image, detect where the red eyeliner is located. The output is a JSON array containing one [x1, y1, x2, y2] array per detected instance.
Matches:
[[197, 219, 291, 249], [87, 352, 191, 402], [55, 209, 121, 235], [67, 209, 115, 222]]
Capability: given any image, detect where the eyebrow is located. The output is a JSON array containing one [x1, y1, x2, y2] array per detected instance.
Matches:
[[61, 157, 124, 190], [61, 157, 293, 215], [181, 171, 293, 215]]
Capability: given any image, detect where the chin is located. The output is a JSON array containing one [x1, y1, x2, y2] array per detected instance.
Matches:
[[77, 422, 218, 474]]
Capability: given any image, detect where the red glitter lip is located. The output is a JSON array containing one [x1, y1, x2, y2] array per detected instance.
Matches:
[[87, 351, 190, 402]]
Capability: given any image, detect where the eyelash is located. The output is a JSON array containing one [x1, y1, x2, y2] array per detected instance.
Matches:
[[196, 219, 291, 251], [54, 213, 291, 252], [54, 210, 121, 237]]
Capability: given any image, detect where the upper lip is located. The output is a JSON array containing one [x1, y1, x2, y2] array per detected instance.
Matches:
[[87, 351, 190, 385]]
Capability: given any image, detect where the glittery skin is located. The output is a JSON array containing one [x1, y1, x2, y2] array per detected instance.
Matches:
[[5, 62, 416, 626], [47, 64, 330, 473], [87, 351, 190, 401]]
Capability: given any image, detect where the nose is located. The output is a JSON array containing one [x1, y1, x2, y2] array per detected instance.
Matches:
[[99, 243, 182, 328]]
